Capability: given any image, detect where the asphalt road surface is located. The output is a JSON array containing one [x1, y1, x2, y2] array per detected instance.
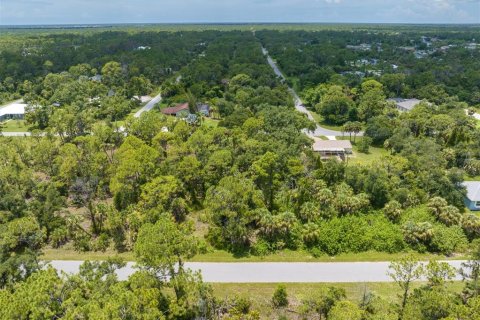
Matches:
[[134, 93, 162, 118], [1, 131, 31, 136], [262, 46, 363, 138], [47, 260, 467, 283]]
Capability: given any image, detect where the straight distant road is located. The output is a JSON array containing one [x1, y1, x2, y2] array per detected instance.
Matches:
[[261, 46, 363, 138], [47, 260, 467, 283]]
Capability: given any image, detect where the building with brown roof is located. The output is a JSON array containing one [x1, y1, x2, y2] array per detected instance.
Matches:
[[161, 103, 190, 116]]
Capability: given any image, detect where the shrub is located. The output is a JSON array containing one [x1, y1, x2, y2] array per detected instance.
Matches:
[[252, 238, 271, 256], [272, 284, 289, 308], [233, 296, 252, 314], [316, 214, 405, 255], [431, 225, 468, 255], [91, 233, 110, 252]]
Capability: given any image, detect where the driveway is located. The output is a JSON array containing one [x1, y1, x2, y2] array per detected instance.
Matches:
[[46, 260, 467, 283]]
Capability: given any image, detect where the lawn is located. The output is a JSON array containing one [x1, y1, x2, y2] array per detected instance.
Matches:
[[1, 119, 29, 132], [203, 117, 220, 128], [41, 247, 466, 263], [211, 282, 464, 318], [337, 136, 389, 165]]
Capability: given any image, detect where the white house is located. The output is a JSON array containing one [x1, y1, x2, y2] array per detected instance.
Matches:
[[0, 100, 27, 121]]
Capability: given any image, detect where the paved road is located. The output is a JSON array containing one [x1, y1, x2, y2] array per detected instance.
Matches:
[[47, 260, 467, 283], [134, 93, 162, 118], [1, 131, 32, 137], [262, 47, 362, 138]]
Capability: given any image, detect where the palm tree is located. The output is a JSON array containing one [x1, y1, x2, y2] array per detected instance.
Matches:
[[302, 223, 321, 245], [351, 121, 363, 143], [342, 121, 354, 141]]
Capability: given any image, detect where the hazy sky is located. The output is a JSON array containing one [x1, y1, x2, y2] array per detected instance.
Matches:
[[1, 0, 479, 25]]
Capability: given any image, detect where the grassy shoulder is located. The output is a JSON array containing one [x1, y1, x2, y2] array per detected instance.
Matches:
[[41, 247, 467, 262], [210, 282, 464, 318], [310, 111, 345, 131]]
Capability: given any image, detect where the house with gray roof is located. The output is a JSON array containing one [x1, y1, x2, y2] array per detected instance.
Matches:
[[388, 98, 422, 112], [463, 181, 480, 211]]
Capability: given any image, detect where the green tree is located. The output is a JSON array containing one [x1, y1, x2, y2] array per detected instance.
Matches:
[[139, 175, 186, 221], [134, 216, 197, 280], [251, 151, 280, 211], [0, 217, 44, 288], [316, 85, 354, 125], [110, 136, 160, 210], [358, 80, 386, 122], [358, 136, 372, 154], [206, 176, 265, 251], [388, 255, 424, 319], [101, 61, 123, 88]]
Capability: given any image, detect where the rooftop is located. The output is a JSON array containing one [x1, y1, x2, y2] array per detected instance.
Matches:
[[388, 98, 422, 111], [463, 181, 480, 202], [313, 139, 352, 152], [0, 100, 27, 118], [161, 102, 189, 115]]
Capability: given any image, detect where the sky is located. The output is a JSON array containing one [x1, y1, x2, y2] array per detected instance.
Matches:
[[0, 0, 479, 25]]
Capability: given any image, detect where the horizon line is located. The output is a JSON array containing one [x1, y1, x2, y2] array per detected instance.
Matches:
[[1, 22, 480, 28]]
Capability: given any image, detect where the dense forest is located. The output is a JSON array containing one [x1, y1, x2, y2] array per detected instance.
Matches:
[[1, 25, 480, 318]]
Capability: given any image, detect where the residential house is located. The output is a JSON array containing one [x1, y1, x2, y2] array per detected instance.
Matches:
[[312, 140, 353, 161], [161, 103, 190, 117], [196, 103, 210, 117], [0, 100, 26, 121], [462, 181, 480, 211], [388, 98, 422, 112]]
